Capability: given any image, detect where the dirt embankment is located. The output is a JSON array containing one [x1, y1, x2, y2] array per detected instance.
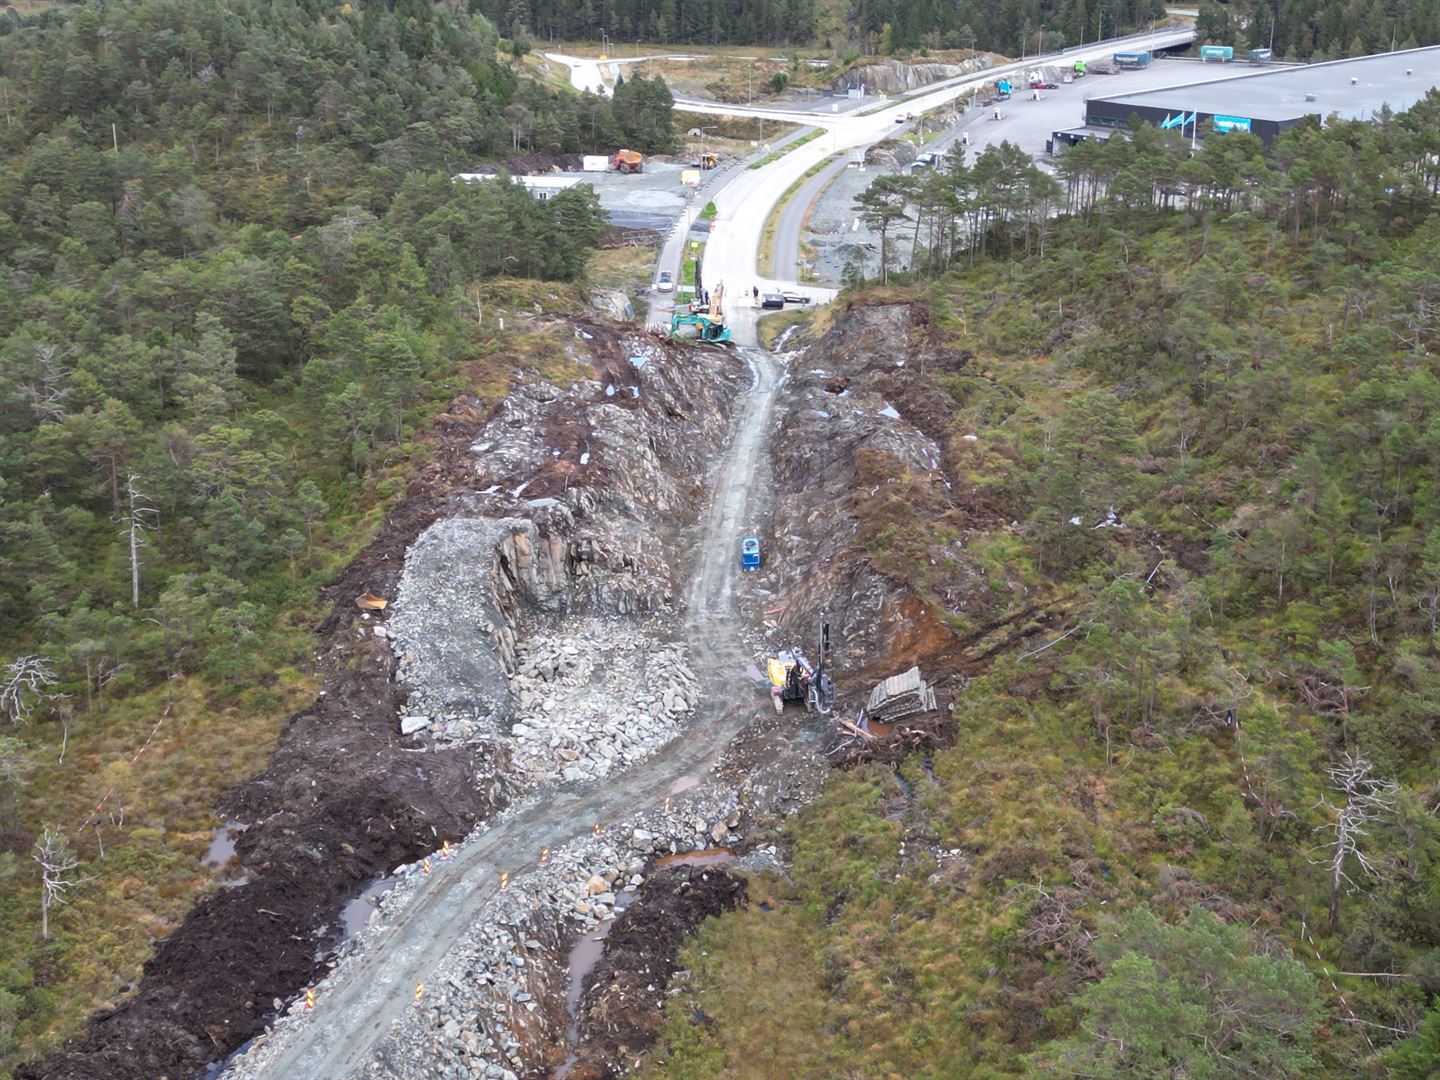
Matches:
[[22, 319, 745, 1080], [566, 865, 748, 1080], [756, 302, 1016, 764]]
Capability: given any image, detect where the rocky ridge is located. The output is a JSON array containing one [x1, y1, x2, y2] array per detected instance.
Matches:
[[832, 54, 992, 94], [386, 326, 741, 769]]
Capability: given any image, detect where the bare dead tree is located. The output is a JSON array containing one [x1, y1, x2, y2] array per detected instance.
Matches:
[[121, 474, 158, 608], [1311, 751, 1398, 930], [22, 343, 74, 422], [32, 825, 81, 940], [52, 694, 75, 765], [1, 655, 56, 725]]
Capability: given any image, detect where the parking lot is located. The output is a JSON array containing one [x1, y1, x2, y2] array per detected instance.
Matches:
[[793, 56, 1266, 282], [933, 56, 1263, 161]]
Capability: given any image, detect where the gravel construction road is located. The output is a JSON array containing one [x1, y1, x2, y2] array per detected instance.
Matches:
[[240, 30, 1199, 1076], [240, 346, 781, 1080]]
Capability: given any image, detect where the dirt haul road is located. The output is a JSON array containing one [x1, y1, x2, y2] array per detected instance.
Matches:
[[244, 346, 780, 1080]]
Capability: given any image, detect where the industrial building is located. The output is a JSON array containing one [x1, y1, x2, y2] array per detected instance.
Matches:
[[1052, 45, 1440, 150]]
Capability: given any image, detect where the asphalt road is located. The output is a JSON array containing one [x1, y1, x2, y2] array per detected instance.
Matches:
[[642, 126, 815, 331], [771, 153, 850, 281], [697, 26, 1196, 323], [244, 345, 782, 1079]]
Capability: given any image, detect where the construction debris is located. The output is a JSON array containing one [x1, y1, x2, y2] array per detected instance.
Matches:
[[353, 592, 389, 610], [864, 665, 937, 725], [827, 665, 952, 768]]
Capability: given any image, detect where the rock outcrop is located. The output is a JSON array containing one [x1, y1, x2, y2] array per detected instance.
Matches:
[[390, 320, 744, 757], [833, 55, 991, 95]]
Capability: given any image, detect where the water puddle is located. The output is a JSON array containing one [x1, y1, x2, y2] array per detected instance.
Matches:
[[668, 773, 701, 795], [203, 820, 247, 876], [654, 847, 735, 869], [339, 875, 399, 939], [556, 891, 636, 1077]]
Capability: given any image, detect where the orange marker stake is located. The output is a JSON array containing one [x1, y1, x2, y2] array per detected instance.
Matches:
[[501, 871, 510, 889], [415, 982, 424, 1002], [663, 796, 671, 814], [441, 840, 452, 860], [593, 822, 602, 837], [305, 987, 316, 1011], [539, 847, 550, 866], [422, 857, 432, 876]]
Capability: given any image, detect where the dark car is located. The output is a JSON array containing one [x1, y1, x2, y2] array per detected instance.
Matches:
[[761, 293, 786, 309]]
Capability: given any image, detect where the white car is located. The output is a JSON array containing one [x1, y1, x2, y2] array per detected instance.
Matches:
[[656, 271, 674, 292]]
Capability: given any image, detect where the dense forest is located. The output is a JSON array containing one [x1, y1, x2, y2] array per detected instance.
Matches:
[[641, 99, 1440, 1077], [1197, 0, 1440, 58], [0, 0, 676, 1068], [493, 0, 1437, 57]]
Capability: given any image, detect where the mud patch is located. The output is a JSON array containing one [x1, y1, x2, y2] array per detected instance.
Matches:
[[565, 865, 748, 1079]]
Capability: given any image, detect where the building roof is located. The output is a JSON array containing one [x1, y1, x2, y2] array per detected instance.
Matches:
[[1088, 45, 1440, 123], [453, 173, 585, 191]]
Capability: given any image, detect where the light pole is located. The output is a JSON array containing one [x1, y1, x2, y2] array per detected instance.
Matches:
[[600, 28, 610, 60]]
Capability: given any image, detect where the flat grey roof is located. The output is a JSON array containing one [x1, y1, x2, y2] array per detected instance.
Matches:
[[1089, 45, 1440, 122]]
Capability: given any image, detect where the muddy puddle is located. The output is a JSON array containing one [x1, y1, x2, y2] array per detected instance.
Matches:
[[556, 891, 637, 1077], [203, 820, 246, 868], [203, 821, 249, 886], [339, 875, 399, 939]]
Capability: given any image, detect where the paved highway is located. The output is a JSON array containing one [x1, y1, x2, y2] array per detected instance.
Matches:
[[771, 152, 850, 281], [697, 26, 1196, 332]]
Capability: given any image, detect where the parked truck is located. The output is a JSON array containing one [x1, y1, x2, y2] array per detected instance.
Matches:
[[612, 149, 644, 173]]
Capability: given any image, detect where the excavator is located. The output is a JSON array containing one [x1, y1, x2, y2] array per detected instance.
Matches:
[[670, 279, 730, 344], [766, 620, 837, 715]]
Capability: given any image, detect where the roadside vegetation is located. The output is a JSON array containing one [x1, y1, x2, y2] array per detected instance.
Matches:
[[645, 96, 1440, 1077], [0, 0, 679, 1070]]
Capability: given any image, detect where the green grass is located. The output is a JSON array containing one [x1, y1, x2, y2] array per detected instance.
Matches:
[[747, 127, 824, 170]]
